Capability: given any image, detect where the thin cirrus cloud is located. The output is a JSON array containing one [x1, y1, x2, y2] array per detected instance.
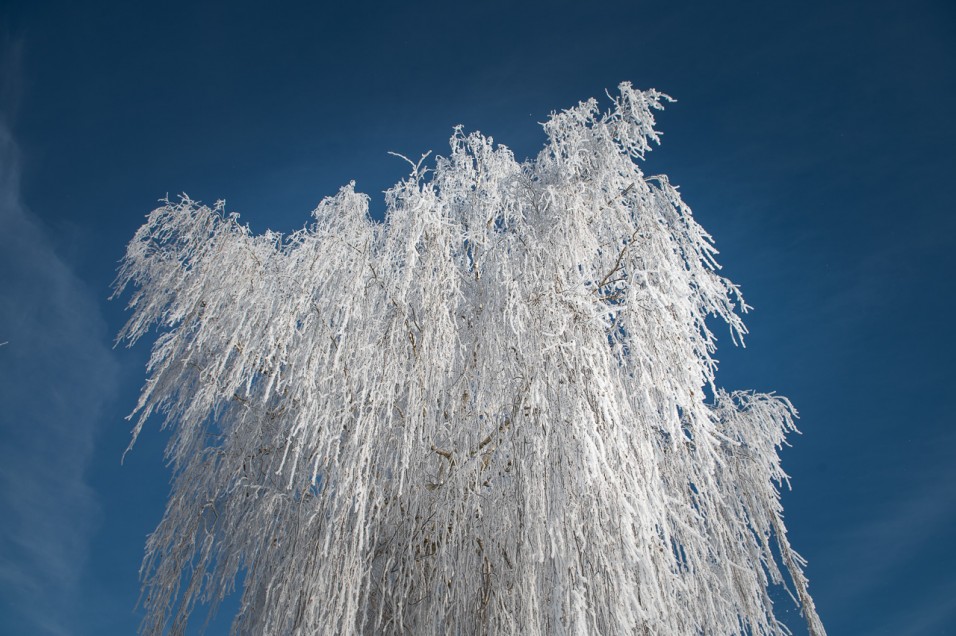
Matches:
[[810, 433, 956, 634], [0, 123, 119, 634]]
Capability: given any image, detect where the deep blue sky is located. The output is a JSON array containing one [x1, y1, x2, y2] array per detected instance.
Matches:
[[1, 1, 954, 634]]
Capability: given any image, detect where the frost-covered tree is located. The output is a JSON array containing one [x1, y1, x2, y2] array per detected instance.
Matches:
[[115, 83, 824, 636]]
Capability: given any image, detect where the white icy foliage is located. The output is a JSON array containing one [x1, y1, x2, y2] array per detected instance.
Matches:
[[115, 83, 824, 636]]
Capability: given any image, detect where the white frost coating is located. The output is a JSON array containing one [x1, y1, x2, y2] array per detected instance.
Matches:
[[114, 83, 825, 636]]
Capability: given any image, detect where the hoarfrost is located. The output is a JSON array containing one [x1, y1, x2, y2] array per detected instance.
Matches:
[[115, 83, 824, 636]]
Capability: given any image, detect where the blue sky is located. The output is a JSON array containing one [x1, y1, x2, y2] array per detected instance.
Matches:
[[0, 1, 954, 634]]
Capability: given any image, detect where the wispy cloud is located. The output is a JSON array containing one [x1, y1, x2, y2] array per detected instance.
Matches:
[[810, 437, 956, 633], [866, 581, 956, 636], [0, 121, 119, 632]]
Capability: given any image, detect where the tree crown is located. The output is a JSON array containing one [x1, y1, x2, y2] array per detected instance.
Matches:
[[115, 82, 824, 635]]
